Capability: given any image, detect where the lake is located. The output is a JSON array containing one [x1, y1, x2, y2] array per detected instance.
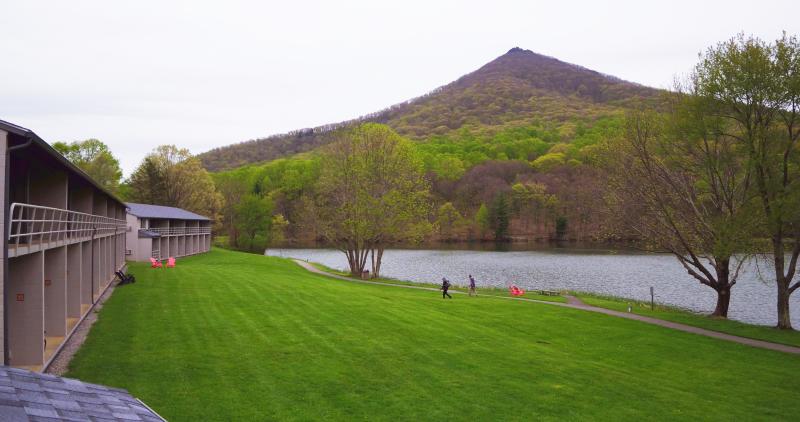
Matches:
[[266, 246, 800, 327]]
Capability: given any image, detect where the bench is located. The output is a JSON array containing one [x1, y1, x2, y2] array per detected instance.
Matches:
[[538, 290, 559, 296]]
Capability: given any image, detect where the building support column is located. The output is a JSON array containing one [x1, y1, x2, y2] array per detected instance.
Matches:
[[7, 253, 44, 367], [66, 243, 81, 319], [44, 246, 67, 366], [92, 239, 100, 301], [1, 129, 7, 364], [80, 241, 92, 310]]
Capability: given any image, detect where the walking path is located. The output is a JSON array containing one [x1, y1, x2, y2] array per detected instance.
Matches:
[[293, 259, 800, 355]]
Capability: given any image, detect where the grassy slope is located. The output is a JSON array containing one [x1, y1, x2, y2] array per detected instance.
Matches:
[[67, 249, 800, 421], [572, 292, 800, 348], [308, 262, 567, 303], [312, 261, 800, 347]]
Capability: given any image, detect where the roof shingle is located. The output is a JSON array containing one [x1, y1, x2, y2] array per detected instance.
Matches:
[[126, 203, 209, 221], [0, 367, 164, 421]]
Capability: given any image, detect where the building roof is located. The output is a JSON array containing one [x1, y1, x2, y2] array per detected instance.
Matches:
[[0, 366, 165, 421], [0, 119, 126, 208], [126, 203, 210, 221]]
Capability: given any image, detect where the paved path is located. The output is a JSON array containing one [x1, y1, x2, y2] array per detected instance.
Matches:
[[293, 259, 800, 355]]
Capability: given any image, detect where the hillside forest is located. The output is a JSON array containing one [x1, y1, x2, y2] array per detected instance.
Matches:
[[211, 116, 621, 249]]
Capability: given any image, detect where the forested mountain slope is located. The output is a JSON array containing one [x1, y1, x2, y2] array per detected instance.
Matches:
[[198, 48, 662, 171]]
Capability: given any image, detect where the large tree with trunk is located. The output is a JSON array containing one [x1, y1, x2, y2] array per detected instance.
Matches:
[[213, 170, 253, 246], [127, 145, 222, 220], [53, 138, 122, 193], [233, 194, 274, 251], [693, 33, 800, 328], [314, 124, 431, 277], [606, 98, 755, 317]]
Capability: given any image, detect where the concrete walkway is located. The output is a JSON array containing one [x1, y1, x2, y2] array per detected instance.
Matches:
[[293, 259, 800, 355]]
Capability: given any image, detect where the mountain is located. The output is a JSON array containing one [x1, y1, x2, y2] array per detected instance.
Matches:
[[198, 47, 661, 172]]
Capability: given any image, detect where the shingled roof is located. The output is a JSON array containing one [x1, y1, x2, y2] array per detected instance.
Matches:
[[126, 203, 209, 221], [0, 366, 165, 421]]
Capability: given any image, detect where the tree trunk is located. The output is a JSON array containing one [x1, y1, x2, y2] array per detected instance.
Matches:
[[711, 259, 731, 318], [346, 249, 356, 276], [228, 226, 237, 247], [777, 280, 793, 330], [369, 248, 378, 278], [371, 247, 384, 278], [712, 286, 731, 318], [773, 239, 793, 329], [358, 247, 369, 276], [345, 247, 366, 277]]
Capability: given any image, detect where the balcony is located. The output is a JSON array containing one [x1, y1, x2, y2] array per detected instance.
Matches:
[[7, 202, 126, 258], [145, 226, 211, 236]]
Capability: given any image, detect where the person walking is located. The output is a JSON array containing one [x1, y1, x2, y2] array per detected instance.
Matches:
[[441, 277, 452, 299], [468, 274, 477, 296]]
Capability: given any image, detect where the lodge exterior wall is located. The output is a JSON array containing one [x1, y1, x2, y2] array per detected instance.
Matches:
[[125, 213, 211, 262], [2, 124, 127, 371]]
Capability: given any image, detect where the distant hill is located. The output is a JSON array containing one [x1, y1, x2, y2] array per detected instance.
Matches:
[[198, 47, 662, 171]]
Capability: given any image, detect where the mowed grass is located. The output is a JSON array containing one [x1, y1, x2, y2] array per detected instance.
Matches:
[[573, 292, 800, 347], [308, 261, 567, 302], [313, 262, 800, 346], [66, 249, 800, 421]]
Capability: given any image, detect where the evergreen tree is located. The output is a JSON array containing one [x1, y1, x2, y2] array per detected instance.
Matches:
[[475, 203, 490, 238], [489, 193, 510, 240]]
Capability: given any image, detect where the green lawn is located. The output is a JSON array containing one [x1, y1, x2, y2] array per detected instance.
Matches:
[[312, 261, 800, 346], [67, 249, 800, 421], [308, 261, 567, 302], [572, 292, 800, 348]]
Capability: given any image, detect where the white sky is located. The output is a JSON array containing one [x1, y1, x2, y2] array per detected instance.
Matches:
[[1, 0, 797, 176]]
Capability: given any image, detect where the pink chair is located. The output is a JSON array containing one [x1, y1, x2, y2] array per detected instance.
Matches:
[[167, 257, 176, 268], [149, 257, 163, 268]]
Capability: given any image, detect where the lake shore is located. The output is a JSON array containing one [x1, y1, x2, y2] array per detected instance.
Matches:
[[302, 257, 800, 348], [266, 247, 800, 327]]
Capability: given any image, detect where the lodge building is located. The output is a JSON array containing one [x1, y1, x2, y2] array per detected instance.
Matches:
[[125, 202, 211, 262], [0, 120, 127, 371]]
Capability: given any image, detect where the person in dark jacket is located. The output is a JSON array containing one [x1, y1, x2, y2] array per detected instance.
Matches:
[[468, 274, 477, 296], [441, 277, 452, 299]]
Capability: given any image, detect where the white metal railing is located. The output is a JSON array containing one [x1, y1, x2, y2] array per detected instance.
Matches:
[[146, 226, 211, 236], [7, 203, 126, 251]]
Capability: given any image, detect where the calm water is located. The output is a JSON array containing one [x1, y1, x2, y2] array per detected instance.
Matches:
[[266, 247, 800, 327]]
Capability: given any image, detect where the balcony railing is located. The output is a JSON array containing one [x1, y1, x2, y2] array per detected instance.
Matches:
[[7, 202, 126, 257], [145, 226, 211, 236]]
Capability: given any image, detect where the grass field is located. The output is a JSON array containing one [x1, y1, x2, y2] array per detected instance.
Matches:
[[308, 262, 567, 302], [66, 249, 800, 421], [311, 261, 800, 346], [571, 292, 800, 347]]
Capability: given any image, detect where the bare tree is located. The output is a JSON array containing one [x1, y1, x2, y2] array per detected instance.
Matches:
[[693, 33, 800, 328], [606, 95, 755, 317]]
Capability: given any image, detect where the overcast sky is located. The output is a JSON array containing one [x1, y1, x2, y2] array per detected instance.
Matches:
[[1, 1, 797, 175]]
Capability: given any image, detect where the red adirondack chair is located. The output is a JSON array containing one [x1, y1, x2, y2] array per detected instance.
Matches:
[[167, 257, 176, 268], [149, 257, 163, 268], [509, 285, 525, 297]]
